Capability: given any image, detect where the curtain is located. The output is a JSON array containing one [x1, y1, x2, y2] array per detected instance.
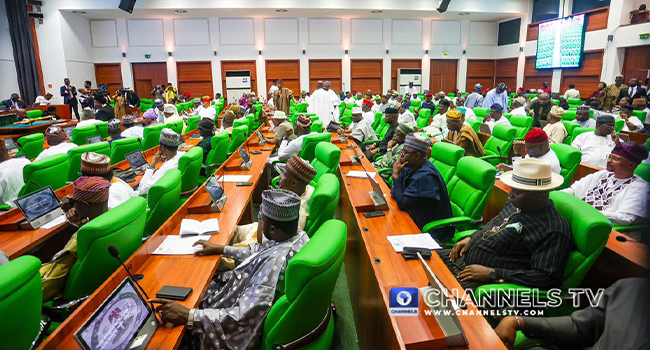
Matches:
[[5, 0, 41, 105]]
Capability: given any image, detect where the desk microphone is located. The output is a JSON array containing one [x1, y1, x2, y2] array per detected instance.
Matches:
[[108, 244, 156, 312]]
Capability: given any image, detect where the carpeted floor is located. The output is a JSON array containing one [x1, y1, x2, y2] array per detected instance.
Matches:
[[331, 263, 360, 350]]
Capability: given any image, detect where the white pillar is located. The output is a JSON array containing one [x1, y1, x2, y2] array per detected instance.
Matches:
[[341, 18, 351, 92], [457, 20, 470, 92], [162, 19, 176, 87], [299, 18, 310, 92], [382, 19, 392, 92]]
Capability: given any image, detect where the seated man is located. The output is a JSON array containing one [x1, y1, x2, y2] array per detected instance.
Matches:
[[444, 109, 485, 157], [495, 278, 650, 350], [151, 189, 309, 349], [619, 104, 643, 132], [107, 118, 123, 144], [419, 92, 436, 114], [163, 104, 181, 124], [198, 96, 216, 120], [572, 115, 617, 168], [562, 142, 649, 226], [76, 107, 103, 128], [94, 95, 114, 122], [80, 152, 137, 209], [220, 110, 236, 135], [398, 103, 416, 127], [34, 92, 54, 106], [137, 128, 186, 195], [419, 99, 450, 139], [518, 129, 561, 174], [0, 139, 30, 208], [543, 106, 568, 144], [575, 105, 596, 128], [438, 158, 570, 290], [364, 107, 399, 159], [484, 103, 511, 133], [373, 123, 413, 182], [153, 99, 165, 122], [40, 176, 111, 301], [120, 114, 144, 139], [362, 99, 375, 124], [189, 98, 202, 115], [391, 134, 453, 240], [35, 126, 78, 161], [196, 118, 215, 162], [277, 115, 315, 161], [265, 111, 295, 145], [509, 96, 527, 116], [339, 107, 377, 146], [455, 97, 477, 120]]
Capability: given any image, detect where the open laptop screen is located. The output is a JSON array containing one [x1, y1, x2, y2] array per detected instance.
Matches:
[[205, 175, 224, 202], [125, 150, 147, 169], [14, 186, 61, 224]]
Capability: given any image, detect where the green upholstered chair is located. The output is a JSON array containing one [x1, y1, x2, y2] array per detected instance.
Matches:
[[411, 99, 422, 109], [473, 107, 490, 118], [144, 169, 182, 237], [612, 162, 650, 233], [95, 121, 109, 139], [261, 219, 346, 350], [416, 108, 432, 129], [185, 115, 201, 134], [549, 144, 582, 189], [300, 133, 331, 162], [467, 119, 481, 133], [614, 118, 624, 133], [110, 137, 142, 165], [66, 141, 111, 182], [568, 127, 595, 145], [311, 120, 323, 133], [561, 110, 577, 121], [310, 142, 341, 185], [17, 133, 45, 159], [227, 125, 248, 155], [473, 191, 611, 316], [422, 157, 496, 246], [204, 131, 230, 176], [141, 124, 166, 151], [632, 109, 647, 122], [61, 197, 147, 301], [429, 142, 465, 183], [409, 106, 419, 115], [346, 102, 357, 109], [561, 121, 579, 145], [634, 162, 650, 183], [566, 98, 582, 109], [480, 124, 517, 166], [26, 109, 43, 119], [18, 153, 69, 197], [178, 147, 203, 197], [71, 125, 100, 146], [373, 114, 387, 133], [509, 115, 534, 139], [167, 120, 184, 135], [295, 102, 308, 113], [233, 119, 250, 136], [304, 174, 340, 238], [0, 255, 46, 350], [370, 112, 383, 130]]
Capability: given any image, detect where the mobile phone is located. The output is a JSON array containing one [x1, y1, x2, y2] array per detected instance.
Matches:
[[363, 211, 385, 218], [156, 285, 193, 301], [250, 150, 262, 154], [261, 148, 272, 151], [236, 182, 253, 186]]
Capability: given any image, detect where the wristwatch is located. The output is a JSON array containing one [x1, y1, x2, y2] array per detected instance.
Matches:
[[186, 308, 197, 330]]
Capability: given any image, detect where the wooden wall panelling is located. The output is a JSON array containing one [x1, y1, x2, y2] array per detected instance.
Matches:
[[429, 59, 458, 93], [391, 59, 422, 91], [495, 58, 518, 92], [527, 6, 610, 41], [220, 60, 257, 100], [309, 59, 342, 92], [466, 59, 496, 92], [265, 60, 301, 95], [559, 50, 603, 94], [522, 56, 552, 91], [94, 63, 123, 95], [176, 61, 213, 99], [132, 62, 168, 99], [623, 45, 650, 85], [350, 59, 383, 94]]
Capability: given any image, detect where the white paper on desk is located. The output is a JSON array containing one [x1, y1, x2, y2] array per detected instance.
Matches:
[[387, 234, 442, 253], [346, 170, 377, 179], [217, 175, 253, 183], [41, 215, 66, 229], [152, 235, 205, 255]]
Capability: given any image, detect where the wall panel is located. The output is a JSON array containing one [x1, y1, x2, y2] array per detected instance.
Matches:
[[94, 63, 123, 94], [623, 45, 650, 84], [309, 19, 341, 44], [220, 19, 255, 45], [91, 20, 118, 47], [431, 21, 461, 45], [174, 19, 210, 46], [430, 59, 458, 93], [177, 61, 213, 98], [266, 60, 301, 94], [392, 20, 422, 44], [466, 59, 496, 91], [265, 18, 299, 45], [495, 58, 518, 92], [127, 19, 164, 47], [523, 56, 553, 91], [351, 19, 383, 44], [132, 62, 168, 98], [560, 50, 603, 95], [309, 59, 342, 92], [351, 59, 383, 94]]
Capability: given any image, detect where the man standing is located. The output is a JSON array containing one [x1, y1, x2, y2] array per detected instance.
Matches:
[[271, 79, 294, 115], [137, 129, 186, 195], [563, 84, 580, 99], [575, 105, 596, 128], [79, 80, 93, 109], [526, 92, 553, 127], [391, 134, 453, 240], [268, 80, 279, 96], [619, 78, 647, 102], [481, 83, 508, 110], [405, 81, 418, 95], [373, 123, 413, 181], [571, 115, 617, 168], [542, 106, 568, 144], [0, 139, 30, 208], [601, 75, 627, 111], [324, 81, 341, 125], [465, 83, 484, 109], [60, 78, 80, 120], [308, 81, 335, 128], [444, 109, 485, 157]]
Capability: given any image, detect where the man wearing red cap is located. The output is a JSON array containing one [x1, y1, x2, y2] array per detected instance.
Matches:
[[562, 142, 649, 226], [419, 92, 436, 114], [362, 99, 375, 124], [198, 96, 216, 121], [521, 129, 561, 174]]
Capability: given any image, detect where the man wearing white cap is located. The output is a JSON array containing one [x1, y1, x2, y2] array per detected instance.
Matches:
[[137, 128, 186, 195], [510, 96, 527, 116], [338, 107, 377, 146], [163, 104, 181, 124], [152, 99, 165, 122], [264, 111, 296, 145], [440, 158, 570, 290]]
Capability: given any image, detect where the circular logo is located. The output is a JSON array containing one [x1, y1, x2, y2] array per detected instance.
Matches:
[[396, 291, 412, 306]]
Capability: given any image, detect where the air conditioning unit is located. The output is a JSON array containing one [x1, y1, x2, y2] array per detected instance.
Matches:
[[225, 70, 251, 103]]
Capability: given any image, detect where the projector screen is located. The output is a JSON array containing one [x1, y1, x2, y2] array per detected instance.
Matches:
[[535, 14, 586, 70]]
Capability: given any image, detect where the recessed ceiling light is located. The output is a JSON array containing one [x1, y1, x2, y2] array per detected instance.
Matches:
[[458, 12, 470, 16], [371, 10, 383, 14], [72, 10, 86, 14], [276, 9, 288, 13], [175, 9, 187, 13]]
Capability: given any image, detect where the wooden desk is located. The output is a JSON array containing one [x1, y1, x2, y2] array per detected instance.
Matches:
[[333, 138, 503, 350], [38, 129, 275, 350], [623, 131, 650, 146], [0, 105, 72, 136]]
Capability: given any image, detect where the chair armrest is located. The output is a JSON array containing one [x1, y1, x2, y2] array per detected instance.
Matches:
[[376, 168, 392, 176], [422, 216, 477, 233], [30, 315, 51, 350], [479, 155, 509, 162], [361, 140, 378, 147], [612, 224, 645, 233], [0, 205, 11, 211], [272, 304, 334, 350], [271, 175, 280, 189], [43, 296, 90, 315]]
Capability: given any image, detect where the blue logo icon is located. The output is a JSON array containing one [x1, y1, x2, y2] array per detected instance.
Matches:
[[389, 287, 418, 316]]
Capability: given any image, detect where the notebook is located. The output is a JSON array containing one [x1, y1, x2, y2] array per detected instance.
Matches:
[[179, 218, 220, 236]]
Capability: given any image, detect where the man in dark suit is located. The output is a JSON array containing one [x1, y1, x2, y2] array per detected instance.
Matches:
[[60, 78, 80, 120], [618, 78, 647, 103], [2, 93, 27, 110]]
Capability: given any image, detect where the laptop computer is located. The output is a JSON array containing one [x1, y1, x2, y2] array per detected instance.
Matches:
[[119, 150, 149, 178], [14, 186, 64, 229], [205, 175, 225, 202], [74, 277, 158, 350], [86, 135, 103, 144], [479, 123, 491, 135], [64, 126, 75, 138], [4, 138, 18, 154]]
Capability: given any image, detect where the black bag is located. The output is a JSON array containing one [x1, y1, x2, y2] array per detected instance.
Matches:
[[326, 121, 341, 132]]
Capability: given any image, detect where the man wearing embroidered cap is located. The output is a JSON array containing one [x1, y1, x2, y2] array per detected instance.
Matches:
[[542, 105, 568, 144], [277, 114, 316, 161], [484, 102, 512, 133], [563, 142, 649, 226], [441, 158, 570, 290], [138, 128, 186, 195], [120, 114, 144, 139], [80, 152, 137, 209], [339, 107, 377, 146], [575, 105, 596, 128], [152, 188, 309, 349], [444, 109, 485, 157], [40, 176, 111, 301], [391, 134, 453, 240], [510, 96, 527, 116], [107, 118, 123, 144], [571, 115, 617, 167], [373, 123, 413, 182], [35, 125, 78, 161]]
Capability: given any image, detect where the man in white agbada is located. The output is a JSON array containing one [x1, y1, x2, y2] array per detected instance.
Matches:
[[308, 80, 337, 127], [571, 115, 617, 168], [562, 142, 649, 226], [397, 103, 416, 128], [35, 126, 78, 161], [79, 152, 137, 209], [0, 139, 30, 208], [150, 189, 309, 350], [338, 107, 377, 146], [137, 128, 186, 196], [420, 99, 450, 140]]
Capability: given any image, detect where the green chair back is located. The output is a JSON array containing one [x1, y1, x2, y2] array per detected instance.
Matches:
[[429, 142, 465, 183], [185, 115, 201, 134], [304, 174, 340, 238], [300, 133, 331, 162], [177, 147, 203, 195], [295, 102, 308, 113], [409, 106, 418, 114], [467, 119, 481, 133], [17, 133, 44, 159], [416, 108, 432, 129], [473, 107, 490, 118], [373, 114, 386, 132], [634, 162, 650, 182], [562, 110, 577, 121], [569, 127, 595, 145], [233, 119, 250, 136], [141, 124, 166, 151], [482, 124, 517, 165], [167, 120, 183, 135], [310, 143, 341, 184], [18, 153, 68, 197], [67, 141, 111, 182], [346, 102, 357, 109], [95, 122, 109, 139], [614, 118, 624, 133], [145, 169, 182, 237], [550, 144, 582, 189], [566, 98, 582, 109], [561, 121, 579, 145], [26, 109, 43, 119], [508, 115, 534, 139], [632, 110, 647, 122], [311, 120, 323, 133], [411, 100, 421, 109], [227, 125, 248, 154], [262, 219, 346, 350], [447, 157, 496, 222], [205, 131, 230, 171], [71, 125, 101, 146], [110, 137, 142, 165], [63, 197, 146, 301], [0, 255, 43, 350]]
